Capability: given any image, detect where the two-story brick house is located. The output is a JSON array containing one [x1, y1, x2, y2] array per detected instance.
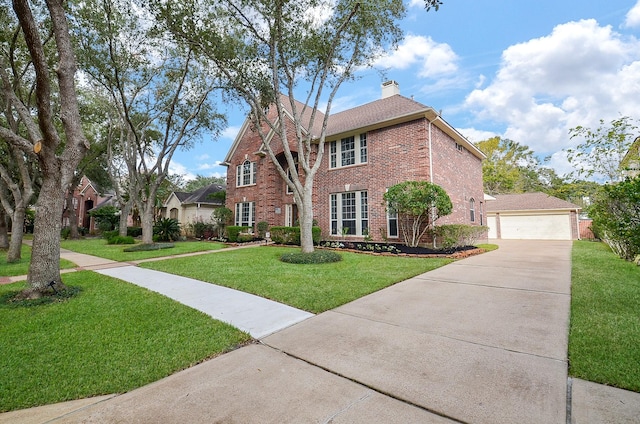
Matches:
[[223, 81, 485, 243]]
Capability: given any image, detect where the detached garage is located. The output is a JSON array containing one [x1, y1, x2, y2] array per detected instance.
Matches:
[[486, 192, 581, 240]]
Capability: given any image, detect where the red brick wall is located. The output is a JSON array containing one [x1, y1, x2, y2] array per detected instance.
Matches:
[[226, 114, 484, 242]]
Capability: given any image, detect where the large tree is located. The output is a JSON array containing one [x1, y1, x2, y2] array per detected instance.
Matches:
[[2, 0, 89, 296], [73, 0, 225, 244], [476, 137, 542, 195], [567, 116, 638, 183], [159, 0, 443, 253]]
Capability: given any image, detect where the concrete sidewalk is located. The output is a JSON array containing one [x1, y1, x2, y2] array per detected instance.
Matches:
[[2, 240, 639, 423]]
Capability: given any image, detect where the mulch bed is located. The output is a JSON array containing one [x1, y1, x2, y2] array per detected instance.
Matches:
[[317, 241, 486, 259]]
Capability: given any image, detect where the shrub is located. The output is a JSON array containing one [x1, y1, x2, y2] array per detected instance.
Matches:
[[123, 243, 175, 252], [270, 226, 321, 245], [280, 250, 342, 264], [61, 227, 71, 240], [89, 206, 119, 231], [257, 221, 269, 239], [226, 226, 252, 242], [153, 218, 181, 242], [213, 207, 233, 238], [237, 233, 255, 243], [432, 224, 488, 249], [101, 230, 119, 240], [107, 235, 135, 245], [127, 227, 142, 237]]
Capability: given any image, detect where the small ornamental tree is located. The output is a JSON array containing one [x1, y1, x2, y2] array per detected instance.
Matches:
[[383, 181, 452, 247]]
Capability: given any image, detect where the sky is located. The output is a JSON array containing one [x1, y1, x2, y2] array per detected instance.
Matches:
[[170, 0, 640, 182]]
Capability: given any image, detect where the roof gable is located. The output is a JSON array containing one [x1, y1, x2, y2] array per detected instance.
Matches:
[[486, 192, 581, 212]]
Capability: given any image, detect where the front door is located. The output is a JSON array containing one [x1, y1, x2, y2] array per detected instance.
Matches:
[[284, 204, 298, 227]]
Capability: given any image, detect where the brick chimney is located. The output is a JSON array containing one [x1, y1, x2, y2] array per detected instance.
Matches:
[[381, 80, 400, 99]]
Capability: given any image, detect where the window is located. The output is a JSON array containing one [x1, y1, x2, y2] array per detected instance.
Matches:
[[286, 168, 294, 194], [170, 208, 178, 220], [236, 160, 257, 187], [329, 134, 367, 168], [235, 201, 255, 228], [330, 191, 368, 236], [455, 143, 464, 152], [387, 209, 398, 238], [72, 197, 78, 210], [469, 198, 476, 222]]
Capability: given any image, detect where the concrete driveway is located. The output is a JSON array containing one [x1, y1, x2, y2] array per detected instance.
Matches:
[[4, 240, 639, 423]]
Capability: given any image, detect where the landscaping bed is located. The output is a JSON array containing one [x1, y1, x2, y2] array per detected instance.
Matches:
[[317, 240, 485, 259]]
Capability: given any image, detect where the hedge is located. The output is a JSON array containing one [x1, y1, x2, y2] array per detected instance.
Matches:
[[270, 226, 321, 245], [227, 226, 253, 242]]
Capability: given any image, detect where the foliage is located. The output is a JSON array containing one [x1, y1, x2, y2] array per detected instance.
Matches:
[[476, 137, 542, 195], [187, 221, 216, 239], [183, 175, 226, 192], [0, 272, 249, 412], [89, 206, 120, 232], [567, 116, 638, 183], [142, 246, 452, 313], [226, 226, 253, 242], [107, 235, 135, 245], [257, 221, 269, 239], [280, 250, 343, 264], [101, 230, 119, 240], [383, 181, 452, 247], [432, 224, 488, 249], [569, 241, 640, 392], [270, 226, 322, 245], [153, 218, 182, 242], [588, 177, 640, 261], [212, 207, 233, 238], [123, 243, 175, 252], [127, 227, 142, 237], [237, 234, 255, 243]]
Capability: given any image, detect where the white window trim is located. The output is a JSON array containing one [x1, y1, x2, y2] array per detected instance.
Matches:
[[329, 133, 368, 169], [235, 201, 256, 228], [330, 190, 369, 236], [236, 160, 257, 187]]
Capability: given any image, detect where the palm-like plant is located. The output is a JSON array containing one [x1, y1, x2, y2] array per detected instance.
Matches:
[[153, 218, 181, 242]]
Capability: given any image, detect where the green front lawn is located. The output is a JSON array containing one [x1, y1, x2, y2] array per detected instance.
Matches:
[[569, 241, 640, 392], [141, 246, 453, 313], [61, 238, 225, 261], [1, 245, 76, 277], [0, 271, 250, 412]]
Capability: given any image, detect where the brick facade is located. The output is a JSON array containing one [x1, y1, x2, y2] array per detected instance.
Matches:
[[224, 85, 485, 243]]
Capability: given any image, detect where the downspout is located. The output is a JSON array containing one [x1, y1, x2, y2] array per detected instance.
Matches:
[[575, 208, 581, 240], [428, 113, 439, 247]]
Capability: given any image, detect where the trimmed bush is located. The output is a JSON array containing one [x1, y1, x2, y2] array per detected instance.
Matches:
[[280, 250, 342, 264], [237, 234, 255, 243], [127, 227, 142, 237], [123, 243, 175, 252], [101, 230, 119, 240], [227, 226, 252, 242], [432, 224, 488, 249], [257, 221, 269, 239], [107, 235, 135, 245], [270, 226, 321, 245]]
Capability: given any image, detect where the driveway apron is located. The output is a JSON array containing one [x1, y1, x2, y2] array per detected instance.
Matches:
[[264, 239, 572, 424]]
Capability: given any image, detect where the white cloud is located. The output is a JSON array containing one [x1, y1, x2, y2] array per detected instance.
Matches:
[[464, 19, 640, 159], [457, 127, 497, 144], [197, 161, 224, 171], [221, 126, 241, 140], [374, 35, 458, 78], [624, 0, 640, 28], [169, 161, 196, 181]]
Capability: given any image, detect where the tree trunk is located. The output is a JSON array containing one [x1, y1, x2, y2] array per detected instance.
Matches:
[[27, 176, 66, 295], [140, 203, 154, 244], [65, 190, 81, 239], [6, 205, 26, 262], [0, 208, 8, 249], [118, 199, 132, 237], [299, 186, 315, 254]]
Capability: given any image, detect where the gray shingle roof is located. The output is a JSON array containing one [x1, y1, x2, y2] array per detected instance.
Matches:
[[181, 184, 226, 205], [486, 192, 581, 212]]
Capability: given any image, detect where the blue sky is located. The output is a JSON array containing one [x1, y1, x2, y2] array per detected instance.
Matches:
[[170, 0, 640, 182]]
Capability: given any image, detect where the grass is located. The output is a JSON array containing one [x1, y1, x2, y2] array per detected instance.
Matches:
[[1, 245, 76, 277], [476, 243, 499, 252], [0, 271, 250, 412], [60, 238, 225, 261], [569, 240, 640, 392], [141, 246, 453, 313]]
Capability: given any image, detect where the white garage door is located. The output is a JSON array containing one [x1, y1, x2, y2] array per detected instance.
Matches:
[[499, 214, 571, 240]]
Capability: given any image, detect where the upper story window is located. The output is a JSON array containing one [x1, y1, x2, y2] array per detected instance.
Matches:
[[236, 160, 257, 187], [329, 134, 368, 169], [455, 142, 464, 152]]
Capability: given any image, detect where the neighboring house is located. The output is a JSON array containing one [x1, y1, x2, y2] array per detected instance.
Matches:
[[223, 81, 486, 242], [163, 183, 226, 225], [486, 192, 581, 240], [62, 175, 110, 232], [621, 136, 640, 178]]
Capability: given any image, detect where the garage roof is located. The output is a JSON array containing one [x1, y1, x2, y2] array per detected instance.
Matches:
[[486, 192, 581, 212]]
